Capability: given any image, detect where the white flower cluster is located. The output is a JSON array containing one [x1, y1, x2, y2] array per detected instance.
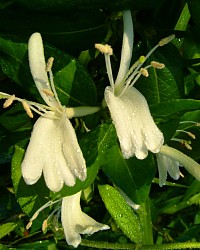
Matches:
[[1, 9, 200, 249]]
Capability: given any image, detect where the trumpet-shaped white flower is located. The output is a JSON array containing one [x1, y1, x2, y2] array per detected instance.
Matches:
[[157, 145, 200, 186], [61, 191, 110, 248], [1, 32, 100, 192], [156, 151, 180, 187], [95, 10, 175, 159]]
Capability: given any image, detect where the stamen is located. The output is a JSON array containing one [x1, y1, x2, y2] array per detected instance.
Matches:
[[26, 199, 61, 230], [3, 94, 15, 108], [95, 44, 113, 55], [140, 68, 149, 77], [151, 61, 165, 69], [46, 57, 54, 72], [177, 130, 196, 139], [48, 69, 62, 108], [22, 100, 34, 118], [180, 121, 197, 124], [159, 34, 175, 46], [42, 219, 48, 232], [42, 88, 54, 96], [105, 54, 115, 91], [171, 138, 192, 150]]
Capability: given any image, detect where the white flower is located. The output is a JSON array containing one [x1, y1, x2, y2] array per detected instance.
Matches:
[[1, 32, 99, 192], [61, 191, 110, 248], [156, 151, 180, 187], [96, 11, 174, 159], [157, 145, 200, 186]]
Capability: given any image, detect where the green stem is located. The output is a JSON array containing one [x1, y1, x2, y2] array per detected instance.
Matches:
[[140, 198, 154, 245], [81, 240, 200, 249]]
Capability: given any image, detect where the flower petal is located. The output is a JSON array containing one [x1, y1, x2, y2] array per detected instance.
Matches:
[[105, 86, 164, 159], [115, 10, 133, 87], [28, 32, 58, 108], [22, 115, 77, 192], [160, 145, 200, 181], [61, 192, 110, 248], [156, 152, 180, 187], [61, 115, 87, 181], [21, 117, 50, 185]]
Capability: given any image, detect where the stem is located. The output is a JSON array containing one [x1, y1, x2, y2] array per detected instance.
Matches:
[[81, 240, 200, 249], [141, 199, 154, 245]]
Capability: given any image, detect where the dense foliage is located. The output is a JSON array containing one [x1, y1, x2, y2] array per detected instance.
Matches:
[[0, 0, 200, 249]]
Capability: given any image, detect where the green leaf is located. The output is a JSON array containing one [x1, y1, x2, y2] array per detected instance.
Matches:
[[0, 103, 32, 132], [0, 10, 107, 55], [151, 99, 200, 141], [11, 144, 50, 218], [188, 0, 200, 26], [102, 145, 156, 204], [0, 222, 18, 239], [98, 184, 143, 243], [136, 43, 183, 105], [0, 34, 96, 107]]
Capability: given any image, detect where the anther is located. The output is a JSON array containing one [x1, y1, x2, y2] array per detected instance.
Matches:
[[151, 61, 165, 69], [46, 57, 54, 72], [42, 219, 48, 232], [140, 68, 149, 77], [177, 129, 196, 139], [95, 44, 113, 55], [22, 100, 34, 118], [42, 88, 54, 96], [3, 94, 15, 108], [159, 34, 175, 46]]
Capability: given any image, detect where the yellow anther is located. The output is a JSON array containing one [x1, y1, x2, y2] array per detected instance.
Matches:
[[140, 68, 149, 77], [159, 34, 175, 46], [151, 61, 165, 69], [22, 100, 34, 118], [42, 219, 48, 232], [95, 44, 113, 55], [46, 57, 54, 72], [186, 131, 196, 139], [3, 94, 15, 108], [42, 88, 54, 96]]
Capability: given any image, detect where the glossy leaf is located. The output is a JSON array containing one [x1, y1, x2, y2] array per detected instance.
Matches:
[[102, 145, 156, 204], [0, 34, 96, 106], [11, 144, 50, 217], [151, 99, 200, 141], [0, 222, 18, 239], [98, 184, 143, 243], [0, 10, 107, 55]]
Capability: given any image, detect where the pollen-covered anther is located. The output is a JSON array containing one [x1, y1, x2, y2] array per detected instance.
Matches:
[[186, 131, 196, 139], [26, 221, 32, 230], [42, 88, 54, 96], [140, 68, 149, 77], [22, 100, 34, 118], [95, 44, 113, 55], [151, 61, 165, 69], [182, 140, 192, 150], [42, 219, 48, 232], [159, 34, 175, 46], [3, 94, 15, 108], [46, 57, 54, 72]]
